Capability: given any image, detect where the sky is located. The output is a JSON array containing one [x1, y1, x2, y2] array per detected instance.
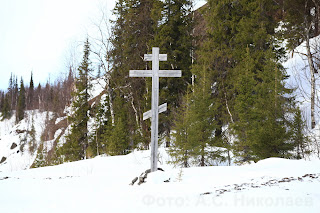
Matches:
[[0, 0, 206, 91]]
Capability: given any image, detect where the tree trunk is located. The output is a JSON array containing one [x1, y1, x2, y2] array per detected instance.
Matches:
[[106, 77, 115, 126], [306, 30, 317, 128], [200, 154, 205, 167], [312, 0, 320, 36], [223, 81, 234, 124], [200, 143, 205, 167], [130, 95, 140, 128], [130, 94, 143, 138]]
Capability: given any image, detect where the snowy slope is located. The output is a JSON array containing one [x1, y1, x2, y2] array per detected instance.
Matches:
[[283, 34, 320, 158], [0, 76, 108, 172], [284, 35, 320, 125], [0, 148, 319, 213], [0, 110, 54, 172]]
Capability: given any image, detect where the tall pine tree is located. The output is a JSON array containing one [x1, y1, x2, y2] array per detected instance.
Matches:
[[151, 0, 194, 146], [1, 93, 11, 120], [109, 0, 157, 150], [61, 39, 92, 161], [28, 72, 34, 110], [190, 0, 301, 163], [16, 77, 26, 123]]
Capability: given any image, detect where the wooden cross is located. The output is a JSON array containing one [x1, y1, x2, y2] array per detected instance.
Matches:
[[129, 47, 181, 172]]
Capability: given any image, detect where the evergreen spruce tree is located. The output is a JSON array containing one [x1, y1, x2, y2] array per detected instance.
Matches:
[[110, 0, 156, 150], [169, 91, 194, 167], [16, 77, 26, 123], [1, 94, 11, 120], [0, 92, 4, 113], [8, 73, 14, 111], [189, 65, 221, 166], [281, 0, 319, 50], [102, 91, 131, 155], [13, 76, 18, 110], [89, 95, 110, 157], [231, 47, 257, 161], [61, 39, 92, 161], [151, 0, 194, 146], [232, 47, 295, 162], [106, 117, 129, 156], [28, 72, 34, 110], [170, 63, 225, 167], [28, 116, 37, 154], [190, 0, 300, 163], [291, 107, 310, 159]]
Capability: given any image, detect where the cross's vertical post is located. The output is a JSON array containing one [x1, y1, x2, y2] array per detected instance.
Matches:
[[151, 47, 159, 172]]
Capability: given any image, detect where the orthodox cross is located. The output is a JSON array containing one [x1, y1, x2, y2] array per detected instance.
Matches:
[[129, 47, 181, 172]]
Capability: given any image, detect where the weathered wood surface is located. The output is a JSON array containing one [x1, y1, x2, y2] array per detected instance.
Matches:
[[143, 103, 167, 121], [129, 47, 181, 172]]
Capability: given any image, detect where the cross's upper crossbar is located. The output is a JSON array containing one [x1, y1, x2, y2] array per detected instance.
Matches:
[[129, 70, 181, 78], [144, 54, 167, 61]]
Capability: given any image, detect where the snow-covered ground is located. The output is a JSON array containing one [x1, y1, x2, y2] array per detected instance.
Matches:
[[0, 148, 319, 213]]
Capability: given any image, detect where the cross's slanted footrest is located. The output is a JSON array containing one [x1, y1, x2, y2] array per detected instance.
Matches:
[[143, 103, 167, 120]]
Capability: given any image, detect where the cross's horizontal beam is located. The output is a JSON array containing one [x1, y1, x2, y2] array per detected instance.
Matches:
[[144, 54, 167, 61], [143, 103, 167, 120], [129, 70, 182, 78]]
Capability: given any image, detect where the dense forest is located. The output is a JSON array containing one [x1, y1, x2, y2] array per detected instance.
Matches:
[[0, 71, 74, 121], [0, 0, 319, 167]]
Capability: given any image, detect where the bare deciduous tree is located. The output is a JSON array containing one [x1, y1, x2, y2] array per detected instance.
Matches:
[[89, 5, 115, 125]]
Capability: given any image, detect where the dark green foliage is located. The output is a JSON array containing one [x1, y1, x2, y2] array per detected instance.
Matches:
[[28, 117, 37, 154], [170, 64, 225, 167], [2, 0, 313, 167], [0, 92, 4, 113], [189, 66, 221, 166], [291, 108, 310, 159], [1, 73, 14, 119], [184, 0, 302, 163], [8, 73, 14, 110], [102, 90, 132, 155], [16, 78, 26, 123], [32, 142, 46, 168], [105, 117, 130, 156], [28, 72, 34, 110], [1, 93, 12, 120], [109, 0, 160, 150], [169, 91, 194, 167], [109, 0, 194, 151], [151, 0, 194, 144], [281, 0, 320, 50], [232, 48, 296, 162], [89, 95, 110, 157]]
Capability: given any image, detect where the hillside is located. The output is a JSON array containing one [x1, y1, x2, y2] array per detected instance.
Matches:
[[0, 148, 319, 213], [0, 34, 319, 172], [0, 110, 54, 171], [0, 77, 107, 172]]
